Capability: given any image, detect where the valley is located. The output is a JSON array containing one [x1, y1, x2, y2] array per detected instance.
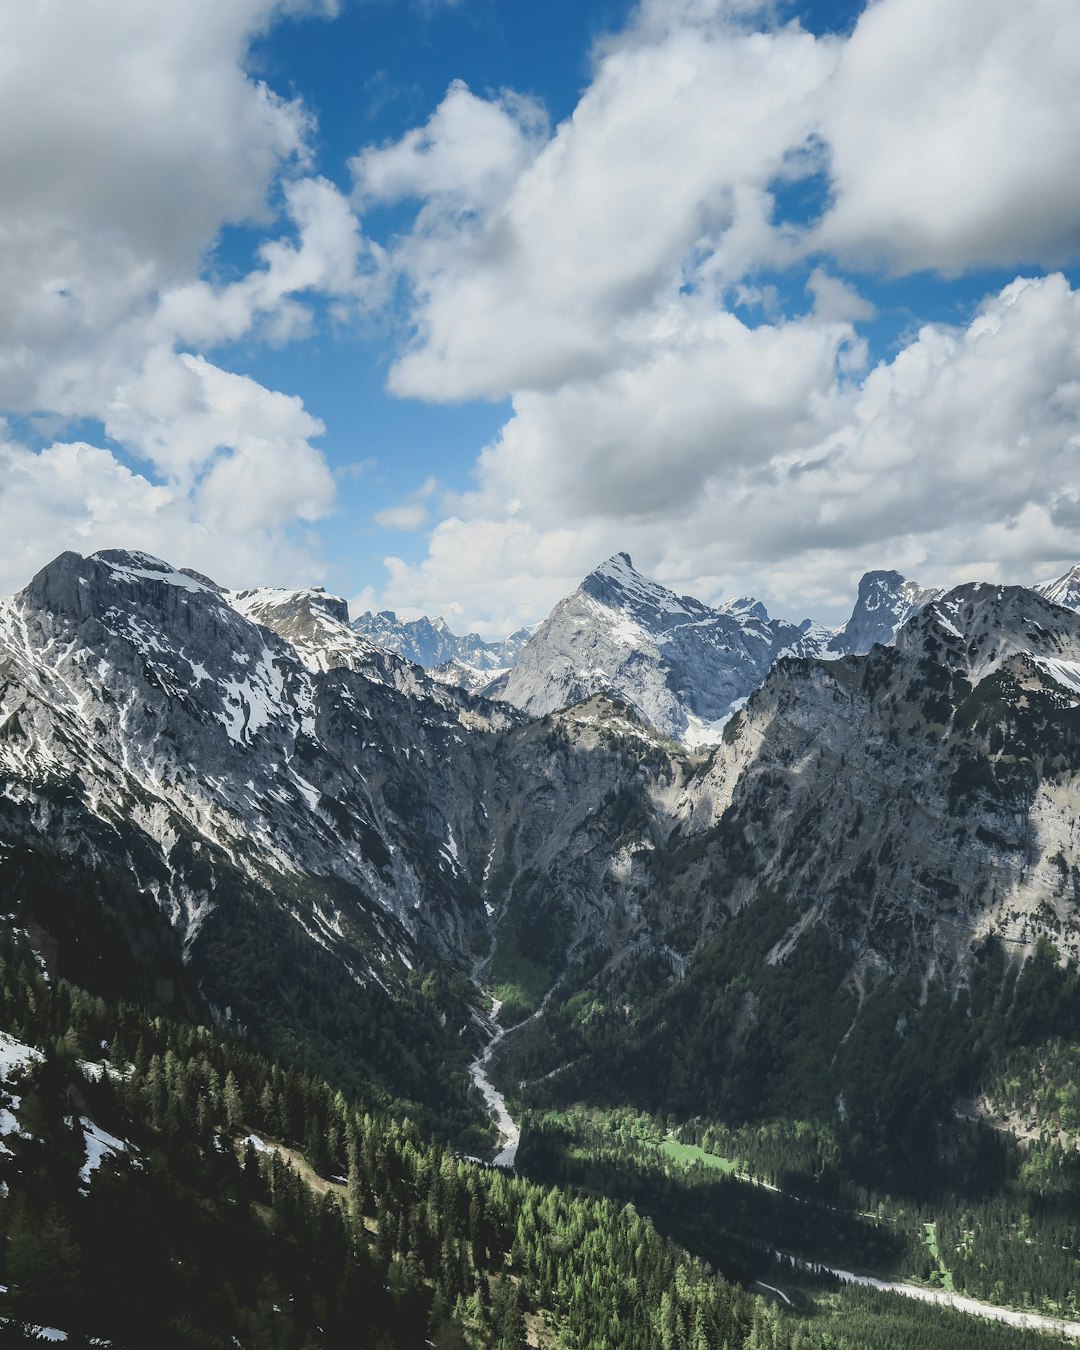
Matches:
[[4, 545, 1080, 1345]]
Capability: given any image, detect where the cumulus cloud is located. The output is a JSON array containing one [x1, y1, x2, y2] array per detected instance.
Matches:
[[817, 0, 1080, 272], [0, 0, 355, 592], [5, 0, 1080, 624], [352, 0, 1080, 630], [155, 177, 383, 350], [377, 273, 1080, 629], [354, 20, 835, 402], [372, 476, 440, 532], [0, 433, 330, 597], [0, 0, 328, 414]]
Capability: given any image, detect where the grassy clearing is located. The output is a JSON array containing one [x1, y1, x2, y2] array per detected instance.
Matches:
[[923, 1221, 956, 1292], [654, 1137, 739, 1174]]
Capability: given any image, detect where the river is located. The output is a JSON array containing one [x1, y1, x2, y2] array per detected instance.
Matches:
[[467, 1007, 1080, 1338], [769, 1252, 1080, 1339]]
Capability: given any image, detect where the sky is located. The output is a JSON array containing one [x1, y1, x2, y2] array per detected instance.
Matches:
[[1, 0, 1079, 633]]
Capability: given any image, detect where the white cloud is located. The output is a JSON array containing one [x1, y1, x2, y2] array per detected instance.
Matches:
[[0, 0, 332, 415], [374, 503, 430, 531], [0, 433, 330, 598], [817, 0, 1080, 273], [0, 0, 357, 590], [356, 20, 835, 402], [372, 475, 440, 532], [352, 80, 548, 212], [155, 177, 383, 349], [352, 0, 1080, 631], [375, 273, 1080, 630], [806, 268, 876, 324]]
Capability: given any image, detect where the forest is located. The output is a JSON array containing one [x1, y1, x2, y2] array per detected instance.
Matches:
[[1, 919, 1075, 1347]]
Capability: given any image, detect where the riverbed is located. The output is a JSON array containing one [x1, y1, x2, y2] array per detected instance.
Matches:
[[468, 998, 521, 1168]]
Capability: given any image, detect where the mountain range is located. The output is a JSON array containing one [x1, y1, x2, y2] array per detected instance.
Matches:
[[5, 544, 1080, 1340], [4, 547, 1079, 1031], [354, 552, 1080, 744]]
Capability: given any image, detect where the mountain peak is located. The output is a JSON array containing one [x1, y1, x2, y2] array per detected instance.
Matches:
[[830, 568, 942, 655], [353, 609, 529, 671], [232, 585, 350, 628], [1037, 563, 1080, 614], [592, 551, 635, 577], [580, 553, 706, 626]]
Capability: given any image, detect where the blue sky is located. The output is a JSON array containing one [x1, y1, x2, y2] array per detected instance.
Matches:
[[1, 0, 1078, 631]]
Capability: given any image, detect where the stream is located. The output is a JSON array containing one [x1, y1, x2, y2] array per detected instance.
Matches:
[[469, 983, 563, 1169], [468, 998, 520, 1167], [769, 1253, 1080, 1339]]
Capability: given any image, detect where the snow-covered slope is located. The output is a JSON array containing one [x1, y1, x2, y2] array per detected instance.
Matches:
[[499, 553, 822, 743], [230, 584, 490, 712], [0, 550, 510, 983], [0, 548, 691, 1072], [1037, 564, 1080, 615]]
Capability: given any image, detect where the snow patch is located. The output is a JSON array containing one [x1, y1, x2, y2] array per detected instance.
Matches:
[[79, 1118, 129, 1185]]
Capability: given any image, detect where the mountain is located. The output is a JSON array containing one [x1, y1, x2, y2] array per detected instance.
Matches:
[[0, 547, 691, 1124], [499, 552, 823, 743], [352, 608, 532, 674], [689, 581, 1080, 970], [352, 560, 949, 741], [7, 546, 1080, 1340], [827, 567, 942, 655], [1037, 562, 1080, 613], [492, 579, 1080, 1183]]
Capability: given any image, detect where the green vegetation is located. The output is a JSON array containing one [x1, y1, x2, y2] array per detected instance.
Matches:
[[654, 1137, 738, 1175], [487, 867, 568, 1023], [0, 933, 762, 1347], [921, 1223, 955, 1292], [0, 809, 491, 1149]]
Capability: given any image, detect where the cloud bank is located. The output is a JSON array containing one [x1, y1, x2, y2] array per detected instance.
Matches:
[[355, 0, 1080, 628], [0, 0, 362, 593], [1, 0, 1078, 628]]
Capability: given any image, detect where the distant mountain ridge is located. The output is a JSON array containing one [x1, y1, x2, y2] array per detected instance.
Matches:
[[352, 555, 1080, 743], [352, 608, 532, 675]]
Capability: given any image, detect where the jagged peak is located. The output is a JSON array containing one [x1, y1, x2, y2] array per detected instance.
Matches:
[[590, 551, 636, 578], [895, 581, 1080, 683], [580, 552, 706, 624], [718, 596, 770, 623], [93, 550, 222, 596]]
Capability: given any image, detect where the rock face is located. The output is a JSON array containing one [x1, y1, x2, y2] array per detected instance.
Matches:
[[0, 549, 690, 1074], [827, 568, 943, 655], [6, 546, 1080, 1127], [682, 581, 1080, 974], [500, 553, 821, 743], [0, 551, 503, 974]]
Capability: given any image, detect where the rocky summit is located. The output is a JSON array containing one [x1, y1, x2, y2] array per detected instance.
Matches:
[[498, 552, 824, 743]]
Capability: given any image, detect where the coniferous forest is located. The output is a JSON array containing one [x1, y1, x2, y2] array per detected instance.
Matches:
[[0, 912, 1076, 1349]]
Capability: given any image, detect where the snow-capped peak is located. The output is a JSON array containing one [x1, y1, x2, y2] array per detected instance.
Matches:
[[501, 553, 819, 742], [1037, 564, 1080, 615], [93, 549, 219, 595], [580, 553, 709, 630]]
